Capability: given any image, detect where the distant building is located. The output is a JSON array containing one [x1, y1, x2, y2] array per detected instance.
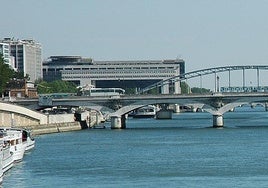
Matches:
[[0, 38, 42, 82], [3, 79, 38, 98], [43, 56, 185, 94], [0, 42, 14, 69]]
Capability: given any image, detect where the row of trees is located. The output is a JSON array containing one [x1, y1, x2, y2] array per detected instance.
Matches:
[[181, 82, 211, 94], [36, 80, 77, 94]]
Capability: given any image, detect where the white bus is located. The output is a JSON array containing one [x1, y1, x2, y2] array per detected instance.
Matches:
[[82, 88, 125, 97]]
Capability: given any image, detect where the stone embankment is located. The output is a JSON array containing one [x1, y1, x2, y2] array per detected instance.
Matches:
[[28, 121, 82, 135], [25, 110, 103, 136], [0, 101, 105, 135]]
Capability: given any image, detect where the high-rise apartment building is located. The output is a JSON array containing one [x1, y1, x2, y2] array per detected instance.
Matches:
[[0, 42, 14, 69], [0, 38, 42, 81]]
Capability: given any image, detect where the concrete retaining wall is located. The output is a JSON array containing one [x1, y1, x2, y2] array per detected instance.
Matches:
[[0, 102, 47, 124], [0, 110, 41, 127], [0, 102, 103, 135], [28, 121, 82, 135], [48, 114, 75, 124]]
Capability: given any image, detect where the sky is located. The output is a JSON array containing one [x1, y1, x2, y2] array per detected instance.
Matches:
[[2, 0, 268, 89]]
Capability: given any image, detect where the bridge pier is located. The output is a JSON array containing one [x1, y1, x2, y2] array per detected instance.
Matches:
[[191, 106, 198, 112], [173, 104, 180, 113], [156, 110, 172, 119], [212, 114, 224, 128], [161, 81, 170, 94], [172, 104, 181, 113], [265, 102, 268, 112], [110, 115, 126, 129], [156, 104, 172, 119]]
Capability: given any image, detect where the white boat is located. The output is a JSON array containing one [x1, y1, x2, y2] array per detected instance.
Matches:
[[1, 128, 35, 152], [1, 128, 27, 162], [0, 140, 3, 184], [132, 105, 157, 118], [1, 141, 14, 173], [22, 129, 35, 151]]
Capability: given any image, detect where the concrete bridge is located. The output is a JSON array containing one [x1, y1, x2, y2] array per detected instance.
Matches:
[[0, 101, 85, 135], [9, 92, 268, 129], [106, 93, 268, 128], [4, 64, 268, 129], [0, 102, 47, 127]]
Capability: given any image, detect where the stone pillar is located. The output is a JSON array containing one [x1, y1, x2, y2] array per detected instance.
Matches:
[[121, 115, 126, 129], [174, 81, 181, 94], [213, 114, 224, 128], [173, 104, 180, 113], [156, 110, 172, 119], [111, 116, 122, 129], [161, 81, 169, 94], [191, 106, 197, 112], [111, 115, 126, 129]]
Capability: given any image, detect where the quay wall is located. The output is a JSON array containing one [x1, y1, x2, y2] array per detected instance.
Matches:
[[0, 102, 105, 135], [28, 121, 82, 136], [0, 110, 40, 127], [48, 114, 75, 124]]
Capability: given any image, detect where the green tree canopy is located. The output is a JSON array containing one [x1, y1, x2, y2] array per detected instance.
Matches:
[[37, 80, 77, 94], [181, 82, 191, 94], [0, 54, 14, 94], [191, 87, 211, 94]]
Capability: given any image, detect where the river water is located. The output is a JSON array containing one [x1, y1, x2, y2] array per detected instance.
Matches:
[[3, 106, 268, 187]]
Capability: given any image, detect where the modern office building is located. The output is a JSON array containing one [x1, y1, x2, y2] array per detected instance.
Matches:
[[43, 56, 185, 94], [0, 38, 42, 82], [0, 42, 14, 69]]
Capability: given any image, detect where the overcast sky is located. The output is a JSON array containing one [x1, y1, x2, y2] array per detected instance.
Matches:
[[2, 0, 268, 89]]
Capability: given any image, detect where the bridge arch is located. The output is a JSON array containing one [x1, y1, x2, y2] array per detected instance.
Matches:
[[139, 65, 268, 94], [110, 104, 150, 117], [0, 102, 47, 127]]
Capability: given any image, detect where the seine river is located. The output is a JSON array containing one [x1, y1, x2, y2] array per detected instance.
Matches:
[[3, 106, 268, 187]]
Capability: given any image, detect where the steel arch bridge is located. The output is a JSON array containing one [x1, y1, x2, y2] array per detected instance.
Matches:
[[139, 65, 268, 94]]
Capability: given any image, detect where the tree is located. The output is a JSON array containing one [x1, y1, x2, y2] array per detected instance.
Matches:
[[13, 71, 25, 79], [181, 82, 191, 94], [180, 81, 211, 94], [37, 80, 78, 94], [0, 54, 14, 94], [36, 81, 53, 93], [191, 87, 211, 94]]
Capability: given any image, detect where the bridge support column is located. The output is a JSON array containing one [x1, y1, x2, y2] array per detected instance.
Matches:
[[111, 115, 126, 129], [156, 110, 172, 119], [167, 104, 180, 113], [213, 114, 224, 128], [161, 81, 169, 94], [174, 104, 180, 113], [191, 106, 197, 113], [265, 102, 268, 112], [174, 81, 181, 94], [121, 115, 126, 129]]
